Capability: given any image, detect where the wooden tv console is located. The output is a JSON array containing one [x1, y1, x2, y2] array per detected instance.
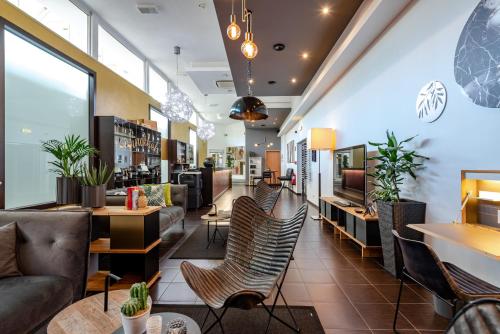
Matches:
[[320, 197, 382, 258]]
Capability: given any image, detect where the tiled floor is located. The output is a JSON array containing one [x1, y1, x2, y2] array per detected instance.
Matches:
[[151, 185, 449, 333]]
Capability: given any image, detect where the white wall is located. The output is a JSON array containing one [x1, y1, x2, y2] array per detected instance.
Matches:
[[208, 122, 245, 152], [281, 0, 500, 284]]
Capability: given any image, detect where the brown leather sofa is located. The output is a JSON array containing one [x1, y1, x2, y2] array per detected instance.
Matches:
[[0, 210, 91, 334], [106, 183, 188, 233]]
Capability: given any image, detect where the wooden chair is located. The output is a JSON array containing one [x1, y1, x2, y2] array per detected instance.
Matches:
[[181, 196, 308, 333], [392, 230, 500, 332]]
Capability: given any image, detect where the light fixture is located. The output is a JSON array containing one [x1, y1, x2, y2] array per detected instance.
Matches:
[[291, 78, 297, 84], [248, 78, 254, 84], [241, 10, 258, 59], [226, 0, 241, 40], [161, 46, 194, 123], [197, 120, 216, 141], [229, 61, 268, 121], [254, 136, 273, 148], [301, 52, 309, 59], [273, 43, 285, 51], [321, 6, 331, 15]]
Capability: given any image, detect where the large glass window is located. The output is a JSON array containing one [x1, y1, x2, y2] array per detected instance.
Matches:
[[150, 107, 169, 182], [4, 30, 90, 208], [7, 0, 88, 52], [98, 25, 144, 90], [149, 68, 168, 104], [189, 128, 197, 167]]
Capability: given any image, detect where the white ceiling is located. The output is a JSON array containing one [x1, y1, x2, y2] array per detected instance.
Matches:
[[80, 0, 293, 125]]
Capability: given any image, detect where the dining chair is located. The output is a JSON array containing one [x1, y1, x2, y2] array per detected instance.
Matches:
[[392, 230, 500, 331], [181, 196, 308, 334]]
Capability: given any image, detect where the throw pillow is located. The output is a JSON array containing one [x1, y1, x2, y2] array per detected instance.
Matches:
[[0, 222, 22, 278], [141, 184, 166, 207], [164, 183, 173, 206]]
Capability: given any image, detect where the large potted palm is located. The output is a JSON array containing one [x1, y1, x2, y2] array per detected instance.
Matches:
[[80, 161, 113, 208], [369, 131, 428, 277], [41, 135, 96, 204]]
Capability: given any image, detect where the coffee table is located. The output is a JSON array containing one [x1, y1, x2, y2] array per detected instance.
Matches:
[[112, 312, 201, 334], [201, 211, 231, 249]]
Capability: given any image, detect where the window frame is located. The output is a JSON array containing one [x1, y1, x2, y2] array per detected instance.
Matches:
[[0, 18, 96, 209]]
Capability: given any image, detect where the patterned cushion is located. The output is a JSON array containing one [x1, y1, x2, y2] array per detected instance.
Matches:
[[141, 185, 166, 207], [164, 183, 173, 206]]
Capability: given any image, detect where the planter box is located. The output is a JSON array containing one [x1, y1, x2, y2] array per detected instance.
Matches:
[[82, 185, 106, 208], [56, 177, 81, 205], [377, 199, 426, 276]]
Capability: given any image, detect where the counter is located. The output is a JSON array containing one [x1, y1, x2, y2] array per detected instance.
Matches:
[[200, 167, 232, 205]]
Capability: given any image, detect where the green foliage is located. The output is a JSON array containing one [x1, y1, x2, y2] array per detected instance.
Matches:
[[120, 298, 141, 317], [130, 282, 149, 310], [226, 154, 234, 168], [368, 130, 428, 203], [41, 135, 97, 177], [79, 160, 113, 186]]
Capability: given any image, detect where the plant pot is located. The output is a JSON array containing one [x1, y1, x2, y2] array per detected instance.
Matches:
[[56, 177, 81, 205], [121, 299, 152, 334], [81, 185, 107, 208], [376, 199, 426, 277]]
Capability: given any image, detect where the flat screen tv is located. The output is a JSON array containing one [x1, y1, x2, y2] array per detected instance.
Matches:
[[332, 144, 366, 207]]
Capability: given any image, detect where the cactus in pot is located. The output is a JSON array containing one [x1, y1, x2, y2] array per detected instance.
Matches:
[[120, 282, 151, 334], [121, 298, 141, 317], [130, 282, 149, 310]]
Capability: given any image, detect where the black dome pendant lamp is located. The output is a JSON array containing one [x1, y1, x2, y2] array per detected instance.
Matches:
[[229, 61, 268, 121]]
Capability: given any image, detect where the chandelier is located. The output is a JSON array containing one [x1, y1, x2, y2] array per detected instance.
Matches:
[[161, 46, 194, 123], [197, 120, 215, 141]]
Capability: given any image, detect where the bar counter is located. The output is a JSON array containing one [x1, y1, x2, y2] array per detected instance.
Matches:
[[200, 167, 232, 205]]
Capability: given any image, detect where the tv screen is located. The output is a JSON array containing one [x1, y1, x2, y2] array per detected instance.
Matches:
[[333, 144, 366, 206]]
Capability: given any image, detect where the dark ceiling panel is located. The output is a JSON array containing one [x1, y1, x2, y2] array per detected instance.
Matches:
[[244, 108, 290, 129], [214, 0, 363, 96]]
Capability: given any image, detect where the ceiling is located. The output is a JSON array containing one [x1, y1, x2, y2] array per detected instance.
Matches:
[[244, 108, 290, 129], [213, 0, 363, 96]]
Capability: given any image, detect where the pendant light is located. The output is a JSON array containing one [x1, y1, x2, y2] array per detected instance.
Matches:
[[197, 94, 216, 140], [226, 0, 241, 40], [241, 9, 258, 60], [229, 61, 268, 120]]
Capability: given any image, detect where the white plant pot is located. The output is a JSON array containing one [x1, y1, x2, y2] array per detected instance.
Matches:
[[121, 298, 152, 334]]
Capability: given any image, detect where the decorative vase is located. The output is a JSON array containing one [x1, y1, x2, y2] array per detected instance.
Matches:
[[138, 195, 148, 208], [56, 177, 81, 204], [81, 185, 107, 208], [377, 199, 426, 277], [121, 299, 152, 334]]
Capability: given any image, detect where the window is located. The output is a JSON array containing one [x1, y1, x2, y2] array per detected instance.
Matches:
[[149, 67, 168, 103], [189, 128, 197, 167], [189, 112, 198, 126], [97, 25, 144, 89], [4, 29, 91, 208], [150, 107, 168, 182], [7, 0, 88, 52]]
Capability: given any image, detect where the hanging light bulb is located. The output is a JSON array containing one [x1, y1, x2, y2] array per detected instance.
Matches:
[[226, 0, 241, 40], [241, 10, 258, 60]]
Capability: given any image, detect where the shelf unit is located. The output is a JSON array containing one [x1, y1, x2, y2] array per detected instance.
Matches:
[[248, 157, 262, 186], [320, 197, 382, 258], [95, 116, 162, 189], [167, 139, 194, 173]]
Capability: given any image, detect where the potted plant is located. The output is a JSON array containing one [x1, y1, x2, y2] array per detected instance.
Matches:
[[79, 161, 113, 208], [41, 135, 97, 204], [120, 282, 151, 334], [369, 131, 428, 276]]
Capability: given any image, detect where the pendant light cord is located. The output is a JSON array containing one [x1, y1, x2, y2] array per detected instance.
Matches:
[[247, 60, 253, 96]]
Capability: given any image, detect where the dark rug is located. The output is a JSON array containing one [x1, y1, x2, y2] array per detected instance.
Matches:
[[152, 304, 324, 334], [170, 223, 228, 259]]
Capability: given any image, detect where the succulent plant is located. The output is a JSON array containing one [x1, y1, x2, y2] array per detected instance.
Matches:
[[121, 298, 141, 317], [130, 282, 149, 310]]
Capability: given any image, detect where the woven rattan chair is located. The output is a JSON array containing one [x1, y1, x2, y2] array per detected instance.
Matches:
[[181, 196, 308, 333], [254, 180, 284, 215], [392, 231, 500, 331], [446, 298, 500, 334]]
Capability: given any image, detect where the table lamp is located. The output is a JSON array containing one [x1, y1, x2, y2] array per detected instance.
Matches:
[[308, 128, 335, 220]]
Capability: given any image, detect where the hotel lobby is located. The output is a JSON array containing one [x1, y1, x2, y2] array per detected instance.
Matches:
[[0, 0, 499, 333]]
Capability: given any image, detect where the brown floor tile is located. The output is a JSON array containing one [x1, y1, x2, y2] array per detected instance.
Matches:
[[294, 257, 327, 270], [158, 282, 197, 303], [283, 268, 303, 283], [305, 283, 348, 303], [300, 269, 334, 284], [408, 284, 435, 303], [314, 302, 369, 330], [398, 303, 450, 331], [329, 269, 370, 285], [372, 330, 419, 334], [375, 284, 427, 304], [321, 257, 355, 270], [341, 284, 387, 303], [325, 330, 372, 334], [280, 283, 312, 305], [361, 270, 399, 284], [354, 303, 413, 330]]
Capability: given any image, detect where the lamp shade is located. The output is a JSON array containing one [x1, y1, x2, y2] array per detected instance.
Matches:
[[229, 96, 268, 121], [307, 128, 335, 150]]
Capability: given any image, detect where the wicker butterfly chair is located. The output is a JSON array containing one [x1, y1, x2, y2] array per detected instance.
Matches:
[[181, 196, 308, 333], [446, 298, 500, 334], [253, 180, 284, 215]]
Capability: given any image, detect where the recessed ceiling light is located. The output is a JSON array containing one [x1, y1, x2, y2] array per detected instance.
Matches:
[[291, 78, 297, 84], [321, 6, 331, 15], [268, 80, 276, 85], [301, 52, 309, 60], [273, 43, 285, 51], [248, 78, 254, 84]]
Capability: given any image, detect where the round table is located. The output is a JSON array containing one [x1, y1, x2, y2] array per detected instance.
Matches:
[[201, 211, 231, 249], [112, 312, 201, 334]]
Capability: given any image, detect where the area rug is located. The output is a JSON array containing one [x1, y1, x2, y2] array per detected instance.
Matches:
[[170, 223, 228, 259], [151, 304, 325, 334]]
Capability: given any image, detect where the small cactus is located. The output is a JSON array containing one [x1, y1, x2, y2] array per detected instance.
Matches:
[[121, 298, 141, 317], [130, 282, 149, 310]]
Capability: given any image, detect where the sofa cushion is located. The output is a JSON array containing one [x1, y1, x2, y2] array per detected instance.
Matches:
[[141, 184, 166, 207], [164, 183, 173, 206], [0, 275, 73, 333], [0, 222, 21, 278], [159, 206, 184, 234]]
